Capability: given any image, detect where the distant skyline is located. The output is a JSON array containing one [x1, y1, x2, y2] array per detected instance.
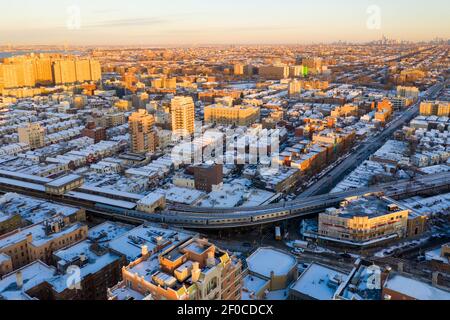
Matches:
[[1, 0, 449, 46]]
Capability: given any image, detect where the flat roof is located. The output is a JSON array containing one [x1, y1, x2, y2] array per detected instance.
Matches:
[[46, 174, 82, 188], [247, 247, 297, 278], [67, 191, 137, 210], [385, 273, 450, 300], [290, 263, 347, 300], [0, 261, 56, 300], [242, 274, 270, 300]]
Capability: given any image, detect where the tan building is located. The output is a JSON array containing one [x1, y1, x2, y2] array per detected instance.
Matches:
[[318, 194, 412, 247], [259, 65, 289, 80], [302, 57, 323, 73], [45, 174, 84, 196], [243, 247, 298, 300], [288, 80, 302, 96], [136, 193, 166, 213], [234, 63, 244, 76], [0, 213, 22, 236], [75, 59, 92, 82], [331, 104, 359, 118], [420, 101, 449, 117], [53, 60, 77, 84], [129, 109, 157, 154], [0, 253, 13, 277], [109, 237, 243, 300], [105, 113, 126, 128], [171, 96, 195, 136], [299, 80, 329, 90], [151, 77, 176, 90], [0, 219, 87, 270], [18, 123, 45, 149], [204, 104, 260, 126], [397, 86, 419, 100], [0, 55, 101, 88]]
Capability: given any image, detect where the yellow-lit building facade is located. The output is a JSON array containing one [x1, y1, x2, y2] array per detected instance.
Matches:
[[204, 105, 260, 127], [420, 101, 449, 117], [129, 109, 157, 154], [318, 194, 419, 246], [110, 237, 243, 300], [171, 96, 195, 136], [0, 54, 101, 89]]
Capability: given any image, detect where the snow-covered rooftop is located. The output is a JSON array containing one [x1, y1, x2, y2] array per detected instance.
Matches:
[[247, 247, 297, 278]]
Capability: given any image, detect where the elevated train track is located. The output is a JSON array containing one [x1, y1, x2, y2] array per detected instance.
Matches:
[[0, 171, 449, 229]]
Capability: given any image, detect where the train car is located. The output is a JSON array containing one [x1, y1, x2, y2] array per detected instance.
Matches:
[[251, 210, 290, 222], [207, 216, 252, 225], [162, 215, 208, 226], [94, 203, 132, 215]]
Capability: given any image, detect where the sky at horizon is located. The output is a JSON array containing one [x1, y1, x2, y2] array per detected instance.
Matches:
[[1, 0, 449, 45]]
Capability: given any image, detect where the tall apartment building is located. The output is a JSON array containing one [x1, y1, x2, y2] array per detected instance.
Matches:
[[234, 63, 244, 76], [52, 60, 77, 84], [34, 58, 53, 85], [109, 237, 243, 300], [0, 61, 35, 88], [75, 59, 92, 82], [302, 57, 323, 73], [420, 101, 450, 117], [259, 65, 290, 80], [289, 65, 308, 78], [171, 96, 195, 136], [89, 60, 102, 82], [0, 54, 102, 88], [18, 123, 45, 149], [204, 104, 260, 126], [129, 109, 157, 154], [151, 77, 176, 90], [288, 79, 302, 96], [397, 86, 419, 100]]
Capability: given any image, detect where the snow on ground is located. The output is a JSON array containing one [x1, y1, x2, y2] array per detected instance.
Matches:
[[374, 237, 430, 258]]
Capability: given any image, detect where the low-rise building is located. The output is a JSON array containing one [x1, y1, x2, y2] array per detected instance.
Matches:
[[204, 105, 260, 127], [318, 194, 413, 247], [246, 247, 298, 296], [0, 218, 87, 270], [136, 193, 166, 213], [45, 174, 84, 195], [289, 263, 347, 300]]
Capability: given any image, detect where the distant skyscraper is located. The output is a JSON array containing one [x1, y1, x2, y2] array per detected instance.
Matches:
[[129, 109, 157, 154], [171, 96, 195, 136]]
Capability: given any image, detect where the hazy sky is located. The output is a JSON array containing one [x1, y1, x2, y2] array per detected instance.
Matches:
[[1, 0, 449, 45]]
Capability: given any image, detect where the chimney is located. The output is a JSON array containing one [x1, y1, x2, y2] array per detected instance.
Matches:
[[141, 245, 149, 257], [206, 251, 215, 268], [16, 271, 23, 289], [191, 262, 201, 283], [397, 262, 404, 273]]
